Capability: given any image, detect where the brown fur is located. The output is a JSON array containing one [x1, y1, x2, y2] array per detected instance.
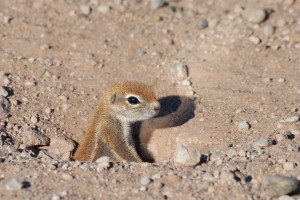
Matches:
[[73, 81, 160, 162]]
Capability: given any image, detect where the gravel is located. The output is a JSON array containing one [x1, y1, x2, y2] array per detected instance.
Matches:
[[252, 136, 273, 148]]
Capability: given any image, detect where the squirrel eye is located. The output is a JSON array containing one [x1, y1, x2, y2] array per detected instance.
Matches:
[[127, 96, 140, 105]]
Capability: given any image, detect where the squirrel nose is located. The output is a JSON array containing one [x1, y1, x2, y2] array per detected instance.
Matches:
[[153, 102, 161, 111]]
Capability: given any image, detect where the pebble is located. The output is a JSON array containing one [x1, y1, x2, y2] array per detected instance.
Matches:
[[0, 86, 8, 97], [62, 103, 72, 112], [275, 133, 286, 142], [95, 156, 110, 163], [209, 152, 225, 165], [151, 0, 165, 9], [282, 162, 295, 171], [172, 63, 188, 79], [80, 5, 91, 16], [140, 177, 152, 186], [262, 175, 299, 197], [5, 178, 23, 191], [45, 107, 52, 114], [227, 149, 237, 158], [173, 144, 200, 167], [61, 173, 73, 181], [277, 78, 286, 83], [284, 115, 299, 123], [98, 5, 110, 14], [22, 126, 50, 147], [249, 36, 261, 44], [51, 194, 61, 200], [152, 181, 163, 189], [238, 150, 246, 157], [40, 44, 51, 50], [97, 161, 110, 171], [243, 7, 266, 24], [253, 136, 273, 148], [0, 96, 11, 120], [277, 19, 286, 27], [278, 195, 295, 200], [198, 19, 209, 30], [238, 121, 251, 131], [263, 24, 275, 37], [30, 114, 39, 124], [3, 77, 11, 86], [262, 77, 272, 83]]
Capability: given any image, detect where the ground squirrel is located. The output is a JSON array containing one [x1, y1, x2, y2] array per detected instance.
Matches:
[[73, 81, 161, 162]]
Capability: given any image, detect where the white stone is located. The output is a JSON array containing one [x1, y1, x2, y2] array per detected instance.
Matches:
[[5, 179, 22, 191], [173, 144, 200, 167]]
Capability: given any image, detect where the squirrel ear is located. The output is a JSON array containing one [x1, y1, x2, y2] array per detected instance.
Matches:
[[110, 94, 116, 104]]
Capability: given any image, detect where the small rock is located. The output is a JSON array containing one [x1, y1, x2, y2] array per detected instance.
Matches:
[[3, 77, 11, 86], [262, 77, 273, 83], [80, 5, 91, 15], [40, 44, 51, 50], [97, 161, 110, 171], [284, 116, 299, 123], [152, 181, 163, 189], [140, 177, 152, 186], [51, 194, 61, 200], [238, 150, 246, 157], [173, 144, 200, 167], [243, 7, 267, 24], [22, 126, 50, 147], [253, 136, 273, 148], [61, 173, 73, 181], [5, 179, 23, 191], [98, 5, 110, 13], [172, 63, 188, 79], [264, 24, 275, 37], [151, 0, 165, 9], [275, 133, 286, 142], [278, 78, 286, 83], [46, 137, 76, 160], [227, 149, 237, 158], [238, 121, 251, 131], [198, 19, 209, 30], [249, 36, 261, 44], [209, 152, 225, 165], [30, 114, 39, 124], [278, 195, 296, 200], [261, 175, 299, 197], [282, 162, 295, 171], [0, 86, 9, 97], [45, 107, 52, 114], [62, 103, 72, 112], [0, 95, 10, 120], [95, 156, 110, 163]]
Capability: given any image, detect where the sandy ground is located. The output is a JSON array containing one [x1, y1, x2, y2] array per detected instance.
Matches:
[[0, 0, 300, 199]]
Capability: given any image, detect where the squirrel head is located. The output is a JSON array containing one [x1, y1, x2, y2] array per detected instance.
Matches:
[[107, 81, 160, 122]]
